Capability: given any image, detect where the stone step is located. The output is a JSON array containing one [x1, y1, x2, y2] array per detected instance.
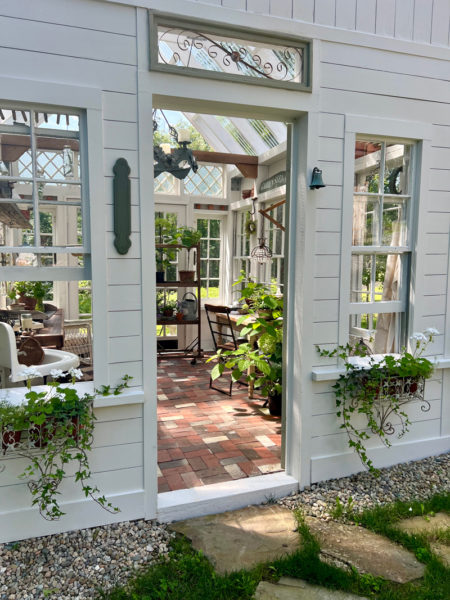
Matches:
[[254, 578, 368, 599]]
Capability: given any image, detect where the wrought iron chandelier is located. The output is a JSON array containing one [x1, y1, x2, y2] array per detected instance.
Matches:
[[153, 110, 198, 180]]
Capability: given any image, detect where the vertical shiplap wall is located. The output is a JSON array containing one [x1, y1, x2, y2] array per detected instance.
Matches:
[[0, 0, 146, 541], [194, 0, 450, 47]]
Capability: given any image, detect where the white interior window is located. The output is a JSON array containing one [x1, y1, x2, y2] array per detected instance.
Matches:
[[350, 138, 414, 354]]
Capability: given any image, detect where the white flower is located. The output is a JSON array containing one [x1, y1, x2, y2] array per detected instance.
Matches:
[[18, 366, 42, 379], [69, 367, 83, 380], [50, 369, 66, 379], [424, 328, 439, 336], [410, 333, 427, 343], [408, 507, 413, 512]]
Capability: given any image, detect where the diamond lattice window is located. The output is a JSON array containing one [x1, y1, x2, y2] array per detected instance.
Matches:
[[184, 165, 223, 197], [154, 171, 177, 194]]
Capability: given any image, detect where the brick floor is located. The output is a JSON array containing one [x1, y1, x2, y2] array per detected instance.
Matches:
[[157, 356, 282, 492]]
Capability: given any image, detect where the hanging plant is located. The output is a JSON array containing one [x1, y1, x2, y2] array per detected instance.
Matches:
[[244, 211, 257, 238], [317, 329, 438, 476], [0, 370, 132, 520]]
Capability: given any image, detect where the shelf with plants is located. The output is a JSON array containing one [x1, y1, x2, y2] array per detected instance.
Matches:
[[155, 241, 202, 362]]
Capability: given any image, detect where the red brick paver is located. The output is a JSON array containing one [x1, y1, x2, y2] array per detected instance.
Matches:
[[157, 356, 282, 492]]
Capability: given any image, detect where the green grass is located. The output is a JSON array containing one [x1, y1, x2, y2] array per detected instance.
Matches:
[[98, 494, 450, 600]]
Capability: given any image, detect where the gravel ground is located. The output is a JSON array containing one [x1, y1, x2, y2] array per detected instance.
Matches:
[[278, 452, 450, 519], [0, 520, 174, 600], [1, 453, 448, 599]]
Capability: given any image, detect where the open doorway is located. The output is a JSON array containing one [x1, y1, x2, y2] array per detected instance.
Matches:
[[154, 109, 289, 494]]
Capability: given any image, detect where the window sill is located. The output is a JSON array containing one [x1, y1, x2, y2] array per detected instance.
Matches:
[[312, 356, 450, 382], [0, 382, 144, 408]]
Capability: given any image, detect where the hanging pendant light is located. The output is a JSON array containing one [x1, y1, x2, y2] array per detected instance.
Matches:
[[251, 212, 272, 264], [153, 110, 198, 180]]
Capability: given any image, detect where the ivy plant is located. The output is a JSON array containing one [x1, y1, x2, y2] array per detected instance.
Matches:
[[317, 329, 438, 475], [0, 370, 132, 520]]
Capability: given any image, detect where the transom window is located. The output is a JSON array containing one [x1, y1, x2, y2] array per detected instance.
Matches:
[[154, 164, 224, 198], [350, 139, 414, 354], [150, 14, 310, 91]]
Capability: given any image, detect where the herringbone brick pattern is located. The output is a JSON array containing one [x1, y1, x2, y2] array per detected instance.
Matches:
[[157, 356, 282, 492]]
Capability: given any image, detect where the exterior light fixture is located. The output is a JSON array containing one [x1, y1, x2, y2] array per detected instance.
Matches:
[[309, 167, 326, 189], [153, 110, 198, 180]]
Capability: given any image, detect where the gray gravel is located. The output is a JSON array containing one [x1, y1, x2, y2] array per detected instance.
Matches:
[[278, 452, 450, 519], [1, 453, 448, 599], [0, 519, 174, 600]]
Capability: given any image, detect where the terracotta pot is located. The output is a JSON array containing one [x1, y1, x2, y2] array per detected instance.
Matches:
[[179, 270, 195, 282], [175, 312, 184, 322], [19, 295, 37, 310], [162, 308, 174, 318]]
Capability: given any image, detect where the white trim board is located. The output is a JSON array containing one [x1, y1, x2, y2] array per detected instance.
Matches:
[[157, 472, 298, 522], [311, 436, 450, 483], [312, 357, 450, 381], [0, 490, 144, 544]]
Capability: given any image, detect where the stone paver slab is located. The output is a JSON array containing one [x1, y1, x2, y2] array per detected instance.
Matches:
[[170, 505, 301, 573], [430, 542, 450, 567], [254, 578, 368, 599], [306, 517, 425, 583], [395, 512, 450, 536]]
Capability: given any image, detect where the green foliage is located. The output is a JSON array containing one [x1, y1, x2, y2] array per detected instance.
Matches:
[[331, 496, 354, 520], [208, 275, 283, 398], [154, 122, 212, 152], [78, 281, 92, 315], [0, 373, 131, 520], [317, 330, 437, 475], [10, 281, 53, 310]]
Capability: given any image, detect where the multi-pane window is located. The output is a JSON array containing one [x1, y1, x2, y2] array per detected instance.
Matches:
[[261, 200, 285, 293], [197, 217, 221, 299], [155, 210, 179, 338], [233, 210, 251, 287], [350, 139, 413, 353], [154, 164, 224, 197], [0, 107, 86, 271]]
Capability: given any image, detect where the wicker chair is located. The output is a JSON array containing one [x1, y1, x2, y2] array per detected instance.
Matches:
[[63, 319, 92, 366]]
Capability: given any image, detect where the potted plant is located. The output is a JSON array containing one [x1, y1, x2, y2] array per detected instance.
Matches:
[[155, 217, 179, 283], [10, 281, 52, 311], [0, 368, 131, 520], [175, 301, 184, 322], [208, 277, 283, 415], [0, 400, 26, 452], [161, 300, 177, 318], [317, 328, 439, 475], [177, 226, 202, 282]]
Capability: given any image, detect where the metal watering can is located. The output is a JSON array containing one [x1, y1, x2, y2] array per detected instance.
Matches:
[[180, 292, 197, 320]]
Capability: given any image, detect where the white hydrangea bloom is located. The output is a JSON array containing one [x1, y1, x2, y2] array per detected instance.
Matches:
[[410, 332, 427, 343]]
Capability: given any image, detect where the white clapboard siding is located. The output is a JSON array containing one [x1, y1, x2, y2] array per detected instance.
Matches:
[[314, 255, 340, 277], [105, 178, 140, 206], [315, 231, 341, 254], [395, 0, 415, 41], [108, 336, 143, 364], [317, 161, 343, 186], [319, 113, 345, 138], [432, 125, 450, 146], [313, 321, 339, 345], [0, 0, 137, 35], [316, 208, 341, 232], [109, 285, 141, 311], [425, 213, 450, 234], [222, 0, 246, 10], [95, 404, 143, 422], [108, 258, 142, 286], [108, 361, 143, 388], [313, 299, 339, 322], [103, 91, 138, 123], [431, 0, 450, 46], [107, 232, 141, 259], [109, 310, 142, 338], [335, 0, 356, 30], [0, 16, 136, 65], [246, 0, 270, 14], [423, 253, 448, 276], [429, 170, 450, 192], [428, 191, 450, 212], [413, 0, 433, 43], [321, 42, 450, 81], [269, 0, 292, 19], [319, 137, 344, 162], [314, 0, 336, 27], [104, 149, 139, 179], [423, 274, 448, 296], [293, 0, 314, 22], [422, 233, 450, 255], [104, 121, 139, 151], [314, 277, 340, 300], [316, 186, 343, 210], [355, 0, 376, 34]]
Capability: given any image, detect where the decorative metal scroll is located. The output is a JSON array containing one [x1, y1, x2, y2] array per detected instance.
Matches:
[[113, 158, 131, 255], [157, 25, 304, 84], [349, 375, 429, 438]]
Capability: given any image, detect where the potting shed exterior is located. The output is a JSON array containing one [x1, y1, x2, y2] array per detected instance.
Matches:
[[0, 0, 449, 543]]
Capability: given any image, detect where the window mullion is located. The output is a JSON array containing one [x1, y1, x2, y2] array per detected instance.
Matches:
[[30, 109, 41, 254]]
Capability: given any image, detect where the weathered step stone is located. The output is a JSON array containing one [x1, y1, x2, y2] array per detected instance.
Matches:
[[396, 512, 450, 567], [170, 505, 301, 573], [254, 578, 368, 599], [395, 512, 450, 536], [306, 517, 425, 583]]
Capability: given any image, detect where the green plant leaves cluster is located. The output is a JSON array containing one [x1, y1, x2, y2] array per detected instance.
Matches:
[[0, 375, 132, 520]]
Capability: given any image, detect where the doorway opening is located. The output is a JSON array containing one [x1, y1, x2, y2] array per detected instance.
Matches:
[[154, 108, 290, 494]]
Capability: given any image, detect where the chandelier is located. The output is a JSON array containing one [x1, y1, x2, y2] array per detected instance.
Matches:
[[153, 110, 198, 180]]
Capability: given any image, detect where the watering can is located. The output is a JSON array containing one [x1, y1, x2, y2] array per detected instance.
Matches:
[[181, 292, 198, 320]]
